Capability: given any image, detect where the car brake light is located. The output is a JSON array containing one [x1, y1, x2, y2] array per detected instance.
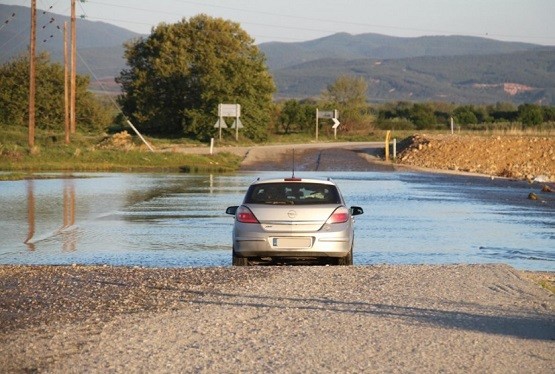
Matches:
[[236, 206, 259, 223], [326, 206, 349, 224]]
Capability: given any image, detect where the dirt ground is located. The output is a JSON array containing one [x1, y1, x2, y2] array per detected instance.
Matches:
[[395, 134, 555, 182]]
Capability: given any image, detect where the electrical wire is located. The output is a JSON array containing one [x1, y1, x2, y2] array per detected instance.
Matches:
[[82, 0, 555, 44], [0, 11, 16, 32]]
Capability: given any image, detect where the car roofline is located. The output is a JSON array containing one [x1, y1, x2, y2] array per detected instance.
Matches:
[[250, 177, 336, 185]]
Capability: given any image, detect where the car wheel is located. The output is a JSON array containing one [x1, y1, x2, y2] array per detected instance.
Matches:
[[232, 251, 249, 266], [336, 247, 353, 266]]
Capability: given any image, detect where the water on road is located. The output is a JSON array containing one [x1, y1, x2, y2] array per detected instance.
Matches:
[[0, 171, 553, 270]]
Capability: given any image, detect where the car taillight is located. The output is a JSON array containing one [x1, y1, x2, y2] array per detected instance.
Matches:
[[236, 206, 259, 223], [326, 206, 349, 224]]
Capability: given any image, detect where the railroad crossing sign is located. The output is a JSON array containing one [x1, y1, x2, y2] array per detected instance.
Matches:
[[214, 103, 242, 140], [315, 109, 340, 140]]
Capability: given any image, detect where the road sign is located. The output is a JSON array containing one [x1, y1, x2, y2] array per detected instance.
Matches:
[[213, 117, 228, 128], [230, 118, 244, 129], [317, 109, 338, 119], [318, 111, 334, 119], [218, 103, 241, 117], [315, 108, 340, 141]]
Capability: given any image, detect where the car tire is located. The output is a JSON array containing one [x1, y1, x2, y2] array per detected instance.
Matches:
[[336, 247, 353, 266], [232, 251, 249, 266]]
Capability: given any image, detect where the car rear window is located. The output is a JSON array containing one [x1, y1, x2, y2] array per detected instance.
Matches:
[[244, 183, 341, 205]]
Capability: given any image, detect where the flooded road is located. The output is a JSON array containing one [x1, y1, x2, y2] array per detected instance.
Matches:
[[0, 170, 553, 270]]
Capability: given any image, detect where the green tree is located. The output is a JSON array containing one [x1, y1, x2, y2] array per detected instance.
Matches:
[[320, 75, 369, 132], [518, 104, 544, 126], [487, 102, 518, 122], [117, 14, 275, 141], [410, 103, 436, 129], [543, 106, 555, 122], [0, 52, 109, 131], [277, 100, 315, 134], [453, 105, 478, 125]]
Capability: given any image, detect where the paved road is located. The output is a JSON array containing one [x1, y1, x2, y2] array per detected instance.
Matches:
[[237, 141, 393, 171]]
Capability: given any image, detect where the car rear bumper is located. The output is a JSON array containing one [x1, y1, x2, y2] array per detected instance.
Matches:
[[232, 231, 353, 258]]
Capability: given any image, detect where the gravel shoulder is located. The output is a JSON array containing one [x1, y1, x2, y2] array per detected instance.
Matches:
[[1, 264, 553, 373]]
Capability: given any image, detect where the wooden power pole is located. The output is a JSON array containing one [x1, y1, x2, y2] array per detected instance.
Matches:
[[64, 21, 70, 144], [70, 0, 76, 133], [28, 0, 36, 148]]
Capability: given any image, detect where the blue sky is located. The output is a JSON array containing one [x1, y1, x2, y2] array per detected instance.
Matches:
[[4, 0, 555, 45]]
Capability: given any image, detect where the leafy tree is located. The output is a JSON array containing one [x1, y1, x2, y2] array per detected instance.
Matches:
[[117, 14, 275, 141], [0, 52, 109, 131], [410, 103, 436, 129], [453, 105, 478, 125], [518, 104, 543, 126], [487, 102, 518, 122], [277, 100, 315, 134], [543, 106, 555, 122], [320, 75, 369, 132], [378, 101, 412, 121]]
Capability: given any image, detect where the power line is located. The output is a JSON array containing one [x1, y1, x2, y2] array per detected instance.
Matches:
[[0, 11, 16, 32], [82, 0, 555, 44]]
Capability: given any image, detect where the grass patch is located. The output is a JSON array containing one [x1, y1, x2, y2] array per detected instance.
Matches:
[[0, 147, 241, 173], [0, 128, 241, 174], [522, 272, 555, 294]]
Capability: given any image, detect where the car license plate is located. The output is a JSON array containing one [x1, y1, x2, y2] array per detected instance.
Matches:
[[272, 237, 312, 248]]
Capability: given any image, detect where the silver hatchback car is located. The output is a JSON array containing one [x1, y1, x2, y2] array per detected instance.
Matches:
[[226, 177, 363, 266]]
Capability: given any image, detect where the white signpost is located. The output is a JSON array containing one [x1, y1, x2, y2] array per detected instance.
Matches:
[[214, 103, 242, 140], [316, 109, 340, 140]]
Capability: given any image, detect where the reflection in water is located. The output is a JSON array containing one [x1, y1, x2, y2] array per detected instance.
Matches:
[[61, 181, 76, 252], [23, 179, 77, 252], [24, 180, 35, 251]]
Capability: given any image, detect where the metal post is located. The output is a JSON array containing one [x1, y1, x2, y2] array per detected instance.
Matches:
[[235, 104, 239, 141], [210, 138, 214, 155], [393, 138, 397, 160], [315, 108, 319, 141], [385, 130, 391, 162], [219, 118, 222, 140]]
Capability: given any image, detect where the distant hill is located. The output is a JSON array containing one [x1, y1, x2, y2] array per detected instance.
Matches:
[[271, 49, 555, 104], [2, 4, 553, 104], [258, 32, 542, 70], [0, 4, 141, 78]]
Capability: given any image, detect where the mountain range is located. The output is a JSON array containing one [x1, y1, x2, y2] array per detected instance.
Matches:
[[2, 4, 554, 104]]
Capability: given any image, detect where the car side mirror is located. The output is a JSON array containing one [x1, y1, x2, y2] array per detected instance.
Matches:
[[226, 206, 239, 215], [350, 206, 364, 216]]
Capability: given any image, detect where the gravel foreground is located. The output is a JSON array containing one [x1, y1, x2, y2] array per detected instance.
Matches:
[[0, 264, 553, 373]]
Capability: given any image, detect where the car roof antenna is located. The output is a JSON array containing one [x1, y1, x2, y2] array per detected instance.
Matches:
[[292, 148, 296, 178]]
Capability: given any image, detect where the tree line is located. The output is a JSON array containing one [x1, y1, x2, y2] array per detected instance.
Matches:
[[1, 15, 553, 143]]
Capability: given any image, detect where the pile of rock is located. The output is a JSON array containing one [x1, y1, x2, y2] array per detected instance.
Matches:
[[95, 131, 136, 150], [397, 134, 555, 182]]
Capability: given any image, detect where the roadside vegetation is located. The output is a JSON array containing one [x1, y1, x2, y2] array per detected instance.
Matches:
[[0, 127, 241, 175], [1, 15, 553, 178]]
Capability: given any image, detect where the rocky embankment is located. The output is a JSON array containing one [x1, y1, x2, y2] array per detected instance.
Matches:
[[397, 134, 555, 182]]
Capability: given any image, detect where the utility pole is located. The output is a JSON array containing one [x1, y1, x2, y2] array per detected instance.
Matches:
[[64, 21, 70, 144], [28, 0, 36, 148], [70, 0, 76, 133]]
